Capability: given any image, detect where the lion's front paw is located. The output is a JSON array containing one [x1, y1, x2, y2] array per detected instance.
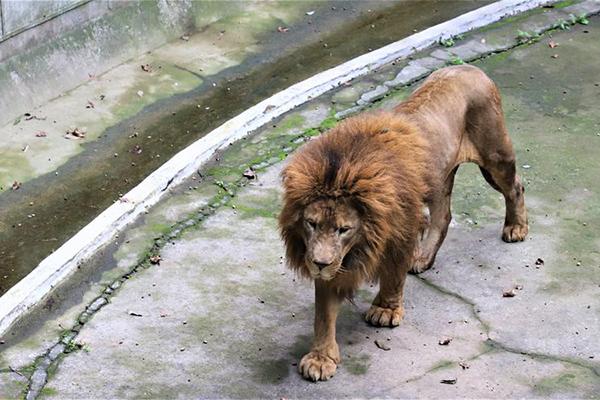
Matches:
[[502, 223, 528, 243], [299, 352, 338, 382], [365, 304, 404, 327]]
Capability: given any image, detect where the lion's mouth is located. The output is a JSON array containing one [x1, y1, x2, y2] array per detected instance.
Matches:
[[310, 264, 344, 281]]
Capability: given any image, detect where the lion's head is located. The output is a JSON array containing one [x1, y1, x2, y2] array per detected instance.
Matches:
[[300, 198, 361, 280], [279, 113, 430, 292]]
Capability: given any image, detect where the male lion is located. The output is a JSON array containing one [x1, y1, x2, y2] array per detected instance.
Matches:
[[279, 65, 528, 381]]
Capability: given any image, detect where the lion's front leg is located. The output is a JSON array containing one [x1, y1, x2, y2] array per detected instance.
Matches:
[[366, 266, 407, 327], [299, 280, 343, 381]]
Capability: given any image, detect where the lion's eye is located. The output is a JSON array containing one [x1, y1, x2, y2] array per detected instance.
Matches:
[[337, 226, 352, 235], [305, 220, 317, 230]]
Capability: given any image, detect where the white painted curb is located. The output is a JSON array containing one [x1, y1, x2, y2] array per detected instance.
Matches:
[[0, 0, 554, 336]]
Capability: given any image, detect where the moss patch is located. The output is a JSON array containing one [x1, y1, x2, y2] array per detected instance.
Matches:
[[344, 353, 371, 375]]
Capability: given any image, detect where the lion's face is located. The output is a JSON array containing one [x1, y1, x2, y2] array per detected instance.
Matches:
[[301, 199, 361, 281]]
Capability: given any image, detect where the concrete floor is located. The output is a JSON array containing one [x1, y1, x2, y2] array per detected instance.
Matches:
[[1, 2, 599, 399]]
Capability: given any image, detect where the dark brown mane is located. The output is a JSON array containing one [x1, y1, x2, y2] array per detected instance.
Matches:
[[279, 111, 432, 295]]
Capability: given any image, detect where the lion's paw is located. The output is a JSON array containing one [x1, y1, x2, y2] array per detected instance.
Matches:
[[409, 257, 434, 274], [365, 305, 404, 327], [502, 223, 528, 243], [299, 352, 338, 382]]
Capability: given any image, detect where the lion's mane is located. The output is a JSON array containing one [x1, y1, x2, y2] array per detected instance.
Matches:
[[279, 112, 433, 295]]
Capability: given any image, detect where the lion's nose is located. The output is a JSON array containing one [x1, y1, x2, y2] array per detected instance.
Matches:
[[313, 260, 332, 270]]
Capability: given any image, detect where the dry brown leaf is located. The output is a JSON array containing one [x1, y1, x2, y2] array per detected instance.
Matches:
[[438, 337, 452, 346], [535, 257, 544, 266], [149, 255, 162, 265], [441, 378, 457, 384], [65, 127, 86, 140], [131, 145, 143, 155], [374, 340, 391, 351], [243, 168, 257, 180]]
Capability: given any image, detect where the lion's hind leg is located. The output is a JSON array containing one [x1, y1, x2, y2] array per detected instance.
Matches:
[[480, 161, 528, 242], [366, 260, 407, 327]]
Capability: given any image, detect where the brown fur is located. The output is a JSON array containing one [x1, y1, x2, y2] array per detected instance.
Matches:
[[280, 113, 432, 296], [278, 65, 528, 381]]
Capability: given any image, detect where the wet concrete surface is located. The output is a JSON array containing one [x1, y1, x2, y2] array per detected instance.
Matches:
[[0, 0, 491, 295], [2, 3, 599, 398]]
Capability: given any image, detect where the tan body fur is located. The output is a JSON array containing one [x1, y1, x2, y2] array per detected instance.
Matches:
[[279, 65, 528, 381]]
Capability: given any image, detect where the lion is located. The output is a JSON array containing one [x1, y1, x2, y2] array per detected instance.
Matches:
[[278, 65, 528, 381]]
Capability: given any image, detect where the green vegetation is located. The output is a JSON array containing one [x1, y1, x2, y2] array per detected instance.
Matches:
[[448, 54, 465, 65], [570, 13, 589, 25], [516, 30, 540, 44], [440, 37, 455, 47]]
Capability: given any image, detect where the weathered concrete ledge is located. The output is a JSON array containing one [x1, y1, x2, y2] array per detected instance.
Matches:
[[0, 0, 557, 338]]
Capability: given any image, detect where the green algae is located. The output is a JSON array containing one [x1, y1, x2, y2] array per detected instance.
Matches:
[[533, 368, 600, 397], [344, 353, 371, 375], [0, 150, 35, 193], [553, 0, 577, 9]]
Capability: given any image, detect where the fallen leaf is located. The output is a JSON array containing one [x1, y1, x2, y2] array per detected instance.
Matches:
[[65, 127, 86, 140], [306, 10, 315, 16], [441, 378, 457, 385], [141, 64, 152, 72], [551, 54, 559, 59], [459, 361, 470, 370], [35, 131, 48, 137], [374, 340, 391, 351], [181, 35, 190, 41], [502, 289, 517, 298], [263, 104, 276, 113], [11, 181, 21, 191], [130, 145, 143, 155], [548, 40, 558, 48], [99, 94, 106, 100], [535, 258, 544, 266], [243, 168, 257, 180], [438, 337, 452, 346], [137, 90, 144, 97], [23, 112, 45, 121], [22, 144, 29, 152], [86, 101, 95, 109], [515, 284, 524, 290], [277, 26, 289, 33], [128, 311, 143, 317], [149, 255, 161, 265]]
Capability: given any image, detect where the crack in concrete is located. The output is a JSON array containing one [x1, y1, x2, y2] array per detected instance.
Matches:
[[416, 274, 600, 380], [18, 6, 600, 398], [485, 339, 600, 378], [415, 275, 491, 336]]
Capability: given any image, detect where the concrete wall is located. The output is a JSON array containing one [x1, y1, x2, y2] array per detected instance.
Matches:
[[0, 0, 88, 41], [0, 0, 240, 126]]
